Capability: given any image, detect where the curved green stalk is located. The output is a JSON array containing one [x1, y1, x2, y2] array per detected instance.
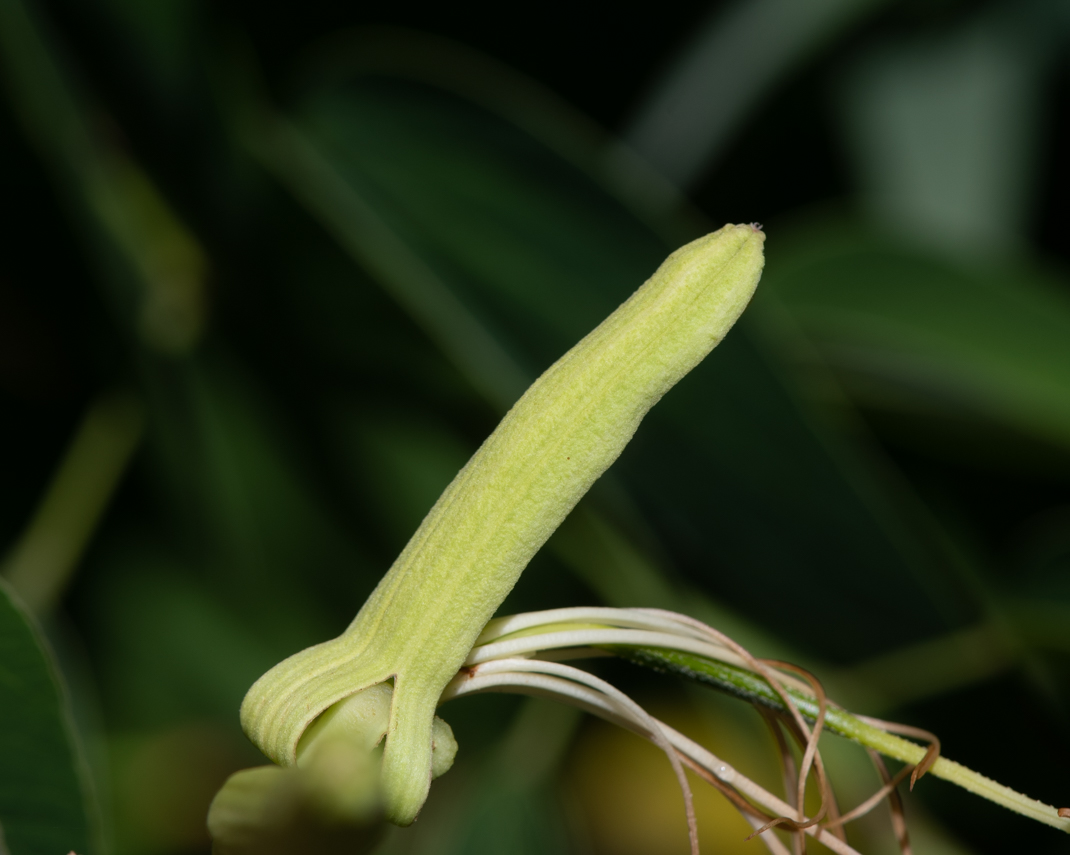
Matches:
[[620, 646, 1070, 832], [240, 224, 766, 824], [464, 607, 1069, 834]]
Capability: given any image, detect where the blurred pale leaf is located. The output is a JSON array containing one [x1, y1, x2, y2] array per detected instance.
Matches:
[[838, 17, 1043, 254], [765, 220, 1070, 458]]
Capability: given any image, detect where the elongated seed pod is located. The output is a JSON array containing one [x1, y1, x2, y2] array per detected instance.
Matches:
[[240, 223, 765, 824]]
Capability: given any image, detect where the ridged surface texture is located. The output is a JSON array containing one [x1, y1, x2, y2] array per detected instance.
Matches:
[[240, 224, 766, 824]]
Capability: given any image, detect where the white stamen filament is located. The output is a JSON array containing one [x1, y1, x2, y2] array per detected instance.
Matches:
[[447, 606, 1070, 851], [442, 657, 863, 855]]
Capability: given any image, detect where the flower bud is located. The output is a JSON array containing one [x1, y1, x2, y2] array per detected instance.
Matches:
[[239, 224, 765, 825]]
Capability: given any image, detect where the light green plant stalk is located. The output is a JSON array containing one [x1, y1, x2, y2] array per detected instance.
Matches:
[[2, 392, 144, 615], [240, 223, 765, 825], [460, 606, 1070, 836]]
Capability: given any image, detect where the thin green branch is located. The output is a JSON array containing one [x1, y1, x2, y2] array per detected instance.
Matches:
[[0, 0, 208, 353], [2, 392, 144, 614], [616, 645, 1070, 832]]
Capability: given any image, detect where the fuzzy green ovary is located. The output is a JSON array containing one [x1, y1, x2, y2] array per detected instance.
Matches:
[[241, 224, 765, 825]]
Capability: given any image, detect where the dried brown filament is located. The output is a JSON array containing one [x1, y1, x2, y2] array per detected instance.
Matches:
[[868, 749, 912, 855], [855, 714, 941, 788]]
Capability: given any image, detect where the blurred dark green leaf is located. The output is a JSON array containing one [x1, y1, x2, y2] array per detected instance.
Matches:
[[96, 0, 198, 95], [382, 699, 580, 855], [332, 408, 473, 551], [0, 579, 96, 855], [85, 360, 388, 732], [626, 0, 890, 188], [254, 60, 966, 658], [87, 549, 277, 728], [765, 219, 1070, 463]]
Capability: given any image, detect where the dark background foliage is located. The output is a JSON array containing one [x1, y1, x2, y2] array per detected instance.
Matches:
[[1, 0, 1069, 853]]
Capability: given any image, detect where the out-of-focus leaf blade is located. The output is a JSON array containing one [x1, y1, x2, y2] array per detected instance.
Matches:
[[436, 699, 579, 855], [330, 408, 473, 551], [0, 0, 207, 354], [96, 0, 198, 95], [624, 0, 889, 188], [0, 579, 96, 855], [87, 552, 280, 728], [837, 18, 1044, 254], [765, 220, 1070, 457], [137, 359, 381, 666]]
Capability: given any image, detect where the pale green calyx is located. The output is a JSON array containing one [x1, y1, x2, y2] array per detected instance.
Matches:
[[240, 223, 766, 825]]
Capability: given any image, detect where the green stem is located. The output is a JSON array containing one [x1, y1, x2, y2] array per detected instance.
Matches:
[[615, 646, 1070, 832], [2, 392, 144, 614]]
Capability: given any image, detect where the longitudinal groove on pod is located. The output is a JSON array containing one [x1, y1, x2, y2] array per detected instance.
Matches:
[[240, 223, 766, 825]]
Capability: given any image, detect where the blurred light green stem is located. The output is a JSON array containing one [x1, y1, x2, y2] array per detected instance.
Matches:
[[3, 393, 144, 614], [0, 0, 207, 353], [623, 644, 1069, 832]]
